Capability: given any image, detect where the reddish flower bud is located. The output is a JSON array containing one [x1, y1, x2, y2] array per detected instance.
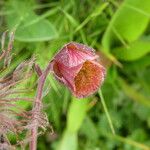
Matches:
[[51, 42, 106, 98]]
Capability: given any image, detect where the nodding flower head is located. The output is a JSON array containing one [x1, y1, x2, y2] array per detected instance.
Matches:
[[51, 42, 106, 98]]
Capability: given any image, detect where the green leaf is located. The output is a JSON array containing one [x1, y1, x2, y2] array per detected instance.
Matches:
[[123, 55, 150, 70], [112, 40, 150, 61], [15, 19, 57, 42], [6, 0, 58, 42], [67, 97, 89, 133], [58, 97, 89, 150], [58, 132, 77, 150], [102, 0, 150, 51]]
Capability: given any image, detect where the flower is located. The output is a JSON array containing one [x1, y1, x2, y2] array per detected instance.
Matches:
[[51, 42, 106, 98]]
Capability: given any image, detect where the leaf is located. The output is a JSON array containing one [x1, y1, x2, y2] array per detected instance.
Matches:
[[15, 19, 58, 42], [112, 40, 150, 61], [6, 0, 58, 42], [58, 132, 77, 150], [67, 97, 89, 133], [123, 55, 150, 70], [102, 0, 150, 51], [58, 97, 89, 150]]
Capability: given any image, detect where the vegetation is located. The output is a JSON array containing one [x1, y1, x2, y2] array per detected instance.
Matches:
[[0, 0, 150, 149]]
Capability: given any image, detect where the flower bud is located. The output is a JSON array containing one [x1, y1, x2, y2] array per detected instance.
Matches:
[[51, 42, 106, 98]]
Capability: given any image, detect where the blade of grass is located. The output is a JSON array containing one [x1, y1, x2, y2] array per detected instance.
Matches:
[[106, 133, 150, 150], [33, 2, 59, 10], [75, 2, 108, 32], [98, 89, 115, 135], [61, 9, 88, 44], [62, 88, 70, 114]]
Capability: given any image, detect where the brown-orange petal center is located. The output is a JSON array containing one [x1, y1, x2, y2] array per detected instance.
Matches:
[[74, 61, 105, 98]]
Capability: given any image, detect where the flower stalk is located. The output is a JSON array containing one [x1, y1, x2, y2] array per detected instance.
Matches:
[[30, 62, 52, 150]]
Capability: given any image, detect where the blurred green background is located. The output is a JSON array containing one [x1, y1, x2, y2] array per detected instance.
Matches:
[[0, 0, 150, 150]]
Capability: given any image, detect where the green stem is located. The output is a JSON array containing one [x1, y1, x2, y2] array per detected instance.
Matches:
[[98, 89, 115, 135]]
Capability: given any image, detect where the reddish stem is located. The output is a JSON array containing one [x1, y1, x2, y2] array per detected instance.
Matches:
[[30, 62, 52, 150], [34, 64, 42, 77]]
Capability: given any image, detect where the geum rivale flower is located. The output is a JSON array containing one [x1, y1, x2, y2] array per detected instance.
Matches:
[[51, 42, 106, 98]]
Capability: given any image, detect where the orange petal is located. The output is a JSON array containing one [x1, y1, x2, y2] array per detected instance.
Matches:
[[74, 61, 105, 98]]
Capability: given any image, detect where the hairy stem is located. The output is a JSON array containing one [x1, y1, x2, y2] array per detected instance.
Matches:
[[30, 62, 52, 150]]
